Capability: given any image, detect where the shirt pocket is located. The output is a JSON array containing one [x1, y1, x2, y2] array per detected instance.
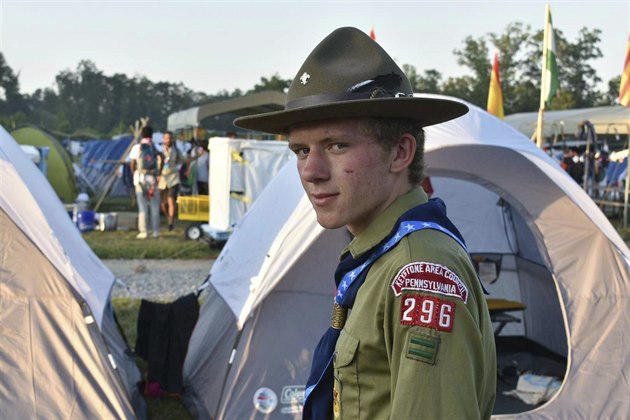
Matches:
[[334, 330, 360, 419]]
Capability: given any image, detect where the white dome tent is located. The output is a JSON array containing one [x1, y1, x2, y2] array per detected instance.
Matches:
[[182, 97, 630, 419], [0, 127, 145, 418]]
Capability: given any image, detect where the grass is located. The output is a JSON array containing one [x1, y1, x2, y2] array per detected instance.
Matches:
[[84, 195, 222, 260], [83, 227, 221, 260]]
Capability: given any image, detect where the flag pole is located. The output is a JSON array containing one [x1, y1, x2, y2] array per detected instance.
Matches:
[[620, 37, 630, 226], [536, 4, 551, 149], [624, 152, 630, 228]]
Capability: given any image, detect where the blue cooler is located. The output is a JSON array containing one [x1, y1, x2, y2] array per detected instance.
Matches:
[[76, 210, 95, 232]]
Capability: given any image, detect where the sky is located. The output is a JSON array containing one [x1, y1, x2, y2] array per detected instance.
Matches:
[[1, 0, 629, 96]]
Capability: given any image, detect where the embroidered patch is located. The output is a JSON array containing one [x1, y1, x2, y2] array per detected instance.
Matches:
[[400, 294, 456, 332], [391, 262, 468, 303], [406, 331, 440, 364]]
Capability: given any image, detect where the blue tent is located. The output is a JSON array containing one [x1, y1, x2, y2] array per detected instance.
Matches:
[[79, 135, 134, 197]]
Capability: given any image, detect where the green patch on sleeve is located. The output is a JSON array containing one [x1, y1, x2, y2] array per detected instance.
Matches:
[[406, 332, 440, 365]]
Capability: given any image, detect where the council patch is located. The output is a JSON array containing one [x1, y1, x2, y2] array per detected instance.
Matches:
[[391, 261, 468, 303]]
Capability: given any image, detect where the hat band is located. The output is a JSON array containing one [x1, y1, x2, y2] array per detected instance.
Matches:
[[286, 91, 410, 110]]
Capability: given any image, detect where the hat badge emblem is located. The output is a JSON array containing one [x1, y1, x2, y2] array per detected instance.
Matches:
[[300, 72, 311, 85]]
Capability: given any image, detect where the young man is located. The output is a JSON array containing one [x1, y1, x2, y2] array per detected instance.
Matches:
[[129, 125, 161, 239], [158, 131, 184, 231], [235, 27, 496, 419]]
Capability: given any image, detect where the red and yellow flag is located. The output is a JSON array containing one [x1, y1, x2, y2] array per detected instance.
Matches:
[[487, 51, 505, 119], [619, 36, 630, 107], [369, 27, 376, 41]]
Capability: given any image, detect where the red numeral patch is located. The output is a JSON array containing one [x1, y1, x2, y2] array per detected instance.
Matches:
[[400, 295, 455, 332]]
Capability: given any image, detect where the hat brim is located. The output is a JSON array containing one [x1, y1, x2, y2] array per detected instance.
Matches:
[[233, 96, 468, 134]]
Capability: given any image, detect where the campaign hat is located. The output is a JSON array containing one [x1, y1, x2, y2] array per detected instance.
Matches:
[[234, 26, 468, 134]]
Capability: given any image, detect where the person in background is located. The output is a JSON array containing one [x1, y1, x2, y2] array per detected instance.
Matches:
[[564, 147, 584, 184], [129, 125, 161, 239], [195, 140, 209, 195], [234, 27, 496, 419], [158, 131, 184, 231]]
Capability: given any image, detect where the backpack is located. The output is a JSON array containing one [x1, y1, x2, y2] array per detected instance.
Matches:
[[139, 143, 158, 174]]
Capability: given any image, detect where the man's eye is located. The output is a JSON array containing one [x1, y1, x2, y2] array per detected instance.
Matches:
[[328, 143, 348, 152], [291, 147, 309, 158]]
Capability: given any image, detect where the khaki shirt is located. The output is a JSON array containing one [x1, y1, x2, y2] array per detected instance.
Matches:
[[158, 146, 184, 190], [333, 188, 496, 419]]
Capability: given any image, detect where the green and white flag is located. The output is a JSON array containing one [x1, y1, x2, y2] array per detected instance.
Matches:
[[541, 4, 559, 107]]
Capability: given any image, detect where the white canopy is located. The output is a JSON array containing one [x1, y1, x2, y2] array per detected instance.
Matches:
[[505, 105, 630, 138], [167, 91, 286, 131]]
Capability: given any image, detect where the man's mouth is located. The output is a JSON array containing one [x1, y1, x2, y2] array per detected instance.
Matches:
[[310, 193, 339, 206]]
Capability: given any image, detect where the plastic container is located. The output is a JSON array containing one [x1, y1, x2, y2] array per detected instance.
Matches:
[[96, 212, 118, 231], [76, 193, 90, 211], [76, 210, 95, 232], [177, 195, 210, 222], [72, 193, 91, 225]]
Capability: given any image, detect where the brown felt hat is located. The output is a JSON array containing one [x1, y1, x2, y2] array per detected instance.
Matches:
[[234, 27, 468, 134]]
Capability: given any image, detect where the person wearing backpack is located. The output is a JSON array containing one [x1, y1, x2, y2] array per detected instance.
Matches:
[[129, 125, 162, 239]]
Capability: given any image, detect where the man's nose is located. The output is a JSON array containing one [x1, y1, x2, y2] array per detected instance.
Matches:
[[299, 150, 329, 183]]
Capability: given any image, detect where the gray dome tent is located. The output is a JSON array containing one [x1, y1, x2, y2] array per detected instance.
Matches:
[[0, 127, 145, 418], [182, 97, 630, 419]]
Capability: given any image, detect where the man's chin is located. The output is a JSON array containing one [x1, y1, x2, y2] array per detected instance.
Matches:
[[315, 215, 345, 231]]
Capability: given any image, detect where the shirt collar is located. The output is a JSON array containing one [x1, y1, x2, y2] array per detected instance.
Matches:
[[344, 187, 428, 258]]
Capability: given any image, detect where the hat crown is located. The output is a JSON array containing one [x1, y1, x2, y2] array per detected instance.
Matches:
[[233, 27, 468, 134], [287, 27, 413, 107]]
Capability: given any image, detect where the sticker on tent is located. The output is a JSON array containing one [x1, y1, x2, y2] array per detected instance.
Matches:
[[253, 387, 278, 414], [391, 262, 468, 303], [280, 385, 305, 414]]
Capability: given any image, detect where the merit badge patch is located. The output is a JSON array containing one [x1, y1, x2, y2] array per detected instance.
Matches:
[[406, 331, 440, 364], [391, 261, 468, 303], [400, 294, 456, 332]]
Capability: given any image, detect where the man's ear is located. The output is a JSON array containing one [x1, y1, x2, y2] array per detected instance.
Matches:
[[390, 133, 416, 174]]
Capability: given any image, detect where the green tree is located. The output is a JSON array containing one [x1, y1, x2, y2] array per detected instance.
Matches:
[[487, 22, 535, 113], [403, 65, 443, 94], [558, 27, 604, 107], [0, 52, 27, 128], [601, 75, 621, 106], [451, 34, 491, 106], [441, 75, 476, 102], [518, 26, 604, 110], [248, 73, 291, 93], [29, 61, 215, 136], [406, 22, 606, 114], [54, 60, 110, 134]]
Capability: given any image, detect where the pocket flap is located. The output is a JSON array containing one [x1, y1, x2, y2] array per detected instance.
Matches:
[[334, 330, 359, 367]]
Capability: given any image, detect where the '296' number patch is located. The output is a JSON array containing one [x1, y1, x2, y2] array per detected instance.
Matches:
[[400, 295, 455, 332]]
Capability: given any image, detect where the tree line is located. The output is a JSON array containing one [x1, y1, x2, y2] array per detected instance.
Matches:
[[0, 22, 621, 139]]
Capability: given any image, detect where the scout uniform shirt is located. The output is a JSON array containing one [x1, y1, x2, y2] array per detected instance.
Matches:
[[332, 188, 496, 419]]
